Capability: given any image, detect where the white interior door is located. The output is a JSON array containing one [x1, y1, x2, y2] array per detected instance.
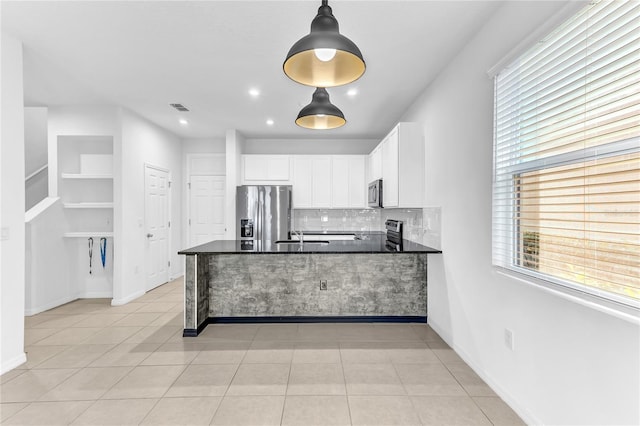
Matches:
[[189, 175, 226, 246], [145, 165, 170, 291]]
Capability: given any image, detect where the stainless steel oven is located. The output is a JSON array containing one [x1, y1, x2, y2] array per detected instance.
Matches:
[[368, 179, 383, 208]]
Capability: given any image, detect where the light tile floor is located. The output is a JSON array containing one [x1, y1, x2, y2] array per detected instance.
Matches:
[[1, 278, 525, 425]]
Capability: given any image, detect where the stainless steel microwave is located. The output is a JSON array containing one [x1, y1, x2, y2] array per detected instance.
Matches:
[[368, 179, 383, 208]]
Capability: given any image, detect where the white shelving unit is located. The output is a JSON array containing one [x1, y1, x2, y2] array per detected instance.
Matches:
[[61, 173, 113, 179], [63, 232, 114, 238], [63, 202, 114, 209], [58, 136, 115, 298]]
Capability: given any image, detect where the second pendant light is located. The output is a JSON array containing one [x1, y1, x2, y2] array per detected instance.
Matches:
[[296, 88, 345, 130]]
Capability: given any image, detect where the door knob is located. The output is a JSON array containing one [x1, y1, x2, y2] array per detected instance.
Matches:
[[147, 233, 154, 238]]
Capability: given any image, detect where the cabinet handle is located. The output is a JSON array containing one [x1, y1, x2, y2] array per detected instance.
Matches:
[[146, 233, 154, 238]]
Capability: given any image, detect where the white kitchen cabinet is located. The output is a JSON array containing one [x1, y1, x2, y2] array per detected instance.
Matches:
[[382, 127, 399, 207], [332, 155, 365, 208], [292, 156, 313, 208], [243, 155, 291, 182], [312, 157, 332, 207], [369, 145, 383, 181], [293, 155, 365, 209], [292, 156, 331, 208], [375, 122, 423, 208]]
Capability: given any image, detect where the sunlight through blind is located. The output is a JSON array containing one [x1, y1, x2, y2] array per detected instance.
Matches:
[[492, 0, 640, 304]]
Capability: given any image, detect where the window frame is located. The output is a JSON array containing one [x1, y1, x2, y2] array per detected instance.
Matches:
[[493, 129, 640, 308], [490, 1, 640, 309]]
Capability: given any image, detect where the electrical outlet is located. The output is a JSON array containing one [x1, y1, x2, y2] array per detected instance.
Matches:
[[319, 280, 328, 290], [504, 328, 514, 351]]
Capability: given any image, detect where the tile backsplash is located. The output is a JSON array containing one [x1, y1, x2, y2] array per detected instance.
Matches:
[[293, 207, 441, 249]]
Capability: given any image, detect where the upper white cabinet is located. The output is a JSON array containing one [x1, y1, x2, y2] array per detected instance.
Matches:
[[292, 155, 366, 209], [292, 156, 331, 208], [332, 155, 365, 208], [368, 145, 383, 182], [381, 127, 399, 207], [242, 155, 291, 182], [312, 157, 332, 207], [377, 122, 423, 208]]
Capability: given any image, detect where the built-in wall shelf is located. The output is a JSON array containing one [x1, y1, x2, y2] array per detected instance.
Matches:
[[63, 232, 114, 238], [63, 202, 114, 209], [61, 173, 113, 179]]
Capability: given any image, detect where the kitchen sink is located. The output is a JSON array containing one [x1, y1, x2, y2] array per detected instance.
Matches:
[[275, 240, 330, 245]]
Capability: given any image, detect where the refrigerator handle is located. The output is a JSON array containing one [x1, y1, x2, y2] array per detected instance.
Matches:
[[257, 188, 263, 242]]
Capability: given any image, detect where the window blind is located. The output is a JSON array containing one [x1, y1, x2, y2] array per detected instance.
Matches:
[[492, 0, 640, 304]]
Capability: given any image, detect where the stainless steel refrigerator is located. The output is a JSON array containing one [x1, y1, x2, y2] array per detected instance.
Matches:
[[236, 185, 292, 243]]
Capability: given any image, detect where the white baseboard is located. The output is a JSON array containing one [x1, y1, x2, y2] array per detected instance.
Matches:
[[427, 318, 541, 426], [1, 352, 27, 375], [25, 295, 76, 316], [111, 290, 145, 306], [77, 291, 113, 299]]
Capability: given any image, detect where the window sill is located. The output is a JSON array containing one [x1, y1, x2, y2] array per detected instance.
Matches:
[[494, 267, 640, 325]]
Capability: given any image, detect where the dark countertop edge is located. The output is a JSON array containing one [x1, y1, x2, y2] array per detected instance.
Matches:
[[179, 250, 442, 255], [292, 230, 386, 235], [178, 239, 442, 255]]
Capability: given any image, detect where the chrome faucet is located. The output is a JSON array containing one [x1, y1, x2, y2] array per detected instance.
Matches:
[[292, 230, 304, 244]]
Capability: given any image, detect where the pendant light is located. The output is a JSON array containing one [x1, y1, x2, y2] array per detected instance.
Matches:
[[296, 88, 346, 130], [284, 0, 365, 88]]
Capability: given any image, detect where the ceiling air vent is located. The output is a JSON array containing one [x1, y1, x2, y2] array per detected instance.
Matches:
[[170, 103, 190, 112]]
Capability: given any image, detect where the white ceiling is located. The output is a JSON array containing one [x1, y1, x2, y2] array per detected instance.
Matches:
[[2, 1, 502, 140]]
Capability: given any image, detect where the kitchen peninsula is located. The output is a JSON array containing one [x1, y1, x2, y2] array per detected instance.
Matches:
[[179, 234, 441, 336]]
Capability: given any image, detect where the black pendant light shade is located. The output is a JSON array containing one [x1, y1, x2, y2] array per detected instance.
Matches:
[[296, 88, 346, 130], [284, 0, 365, 88]]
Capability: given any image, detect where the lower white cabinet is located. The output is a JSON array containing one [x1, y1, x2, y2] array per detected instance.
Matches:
[[292, 155, 366, 209]]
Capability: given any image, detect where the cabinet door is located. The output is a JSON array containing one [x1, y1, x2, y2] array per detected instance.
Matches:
[[267, 156, 290, 181], [243, 155, 290, 181], [331, 156, 350, 208], [371, 146, 383, 180], [382, 129, 399, 207], [292, 156, 312, 208], [311, 156, 332, 207], [243, 156, 269, 181], [348, 156, 366, 208]]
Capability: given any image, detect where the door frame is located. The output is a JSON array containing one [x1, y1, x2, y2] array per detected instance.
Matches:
[[144, 163, 172, 291], [185, 153, 226, 247]]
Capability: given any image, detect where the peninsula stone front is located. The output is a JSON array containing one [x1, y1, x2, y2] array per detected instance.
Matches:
[[179, 236, 440, 336]]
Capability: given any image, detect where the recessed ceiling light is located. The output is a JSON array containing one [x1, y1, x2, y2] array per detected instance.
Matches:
[[249, 88, 260, 97], [347, 88, 358, 96], [179, 118, 189, 125], [266, 119, 275, 126]]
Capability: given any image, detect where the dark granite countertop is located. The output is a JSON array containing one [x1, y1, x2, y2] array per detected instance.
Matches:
[[178, 234, 442, 255]]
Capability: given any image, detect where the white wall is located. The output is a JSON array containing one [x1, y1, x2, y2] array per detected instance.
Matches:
[[25, 107, 48, 210], [113, 108, 182, 305], [25, 198, 73, 315], [244, 138, 377, 155], [182, 138, 225, 154], [1, 34, 27, 373], [401, 2, 640, 425], [225, 130, 244, 239]]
